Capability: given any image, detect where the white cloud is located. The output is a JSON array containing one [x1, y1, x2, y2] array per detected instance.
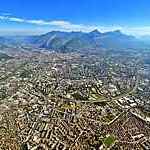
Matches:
[[26, 19, 50, 25], [1, 12, 12, 16], [8, 17, 25, 22], [123, 26, 150, 36], [0, 16, 6, 19], [0, 15, 150, 36], [0, 15, 121, 32]]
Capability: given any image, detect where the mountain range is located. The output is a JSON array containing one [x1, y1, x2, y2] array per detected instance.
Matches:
[[0, 30, 150, 52], [0, 51, 12, 60], [25, 30, 150, 52]]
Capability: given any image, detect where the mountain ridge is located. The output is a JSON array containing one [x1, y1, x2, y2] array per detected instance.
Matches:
[[1, 30, 150, 52], [31, 29, 149, 51]]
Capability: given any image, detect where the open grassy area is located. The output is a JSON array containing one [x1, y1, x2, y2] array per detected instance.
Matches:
[[103, 135, 115, 147]]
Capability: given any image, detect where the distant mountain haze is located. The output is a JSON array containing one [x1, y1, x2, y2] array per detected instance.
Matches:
[[0, 30, 150, 52]]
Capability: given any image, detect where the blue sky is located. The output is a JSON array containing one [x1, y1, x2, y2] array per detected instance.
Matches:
[[0, 0, 150, 36]]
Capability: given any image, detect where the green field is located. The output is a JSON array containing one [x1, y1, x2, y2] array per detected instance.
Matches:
[[103, 135, 115, 147]]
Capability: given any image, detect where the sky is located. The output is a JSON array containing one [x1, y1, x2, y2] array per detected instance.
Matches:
[[0, 0, 150, 36]]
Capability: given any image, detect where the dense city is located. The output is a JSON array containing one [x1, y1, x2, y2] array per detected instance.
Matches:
[[0, 45, 150, 150]]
